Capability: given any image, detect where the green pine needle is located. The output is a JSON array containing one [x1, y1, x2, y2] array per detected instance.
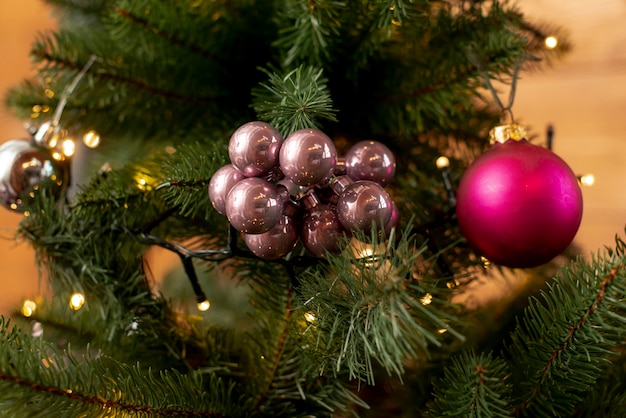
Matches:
[[252, 65, 338, 135], [507, 244, 626, 417], [431, 350, 513, 418]]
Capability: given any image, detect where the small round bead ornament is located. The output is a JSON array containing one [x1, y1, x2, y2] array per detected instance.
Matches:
[[225, 177, 283, 234], [279, 128, 337, 187], [344, 140, 396, 186], [244, 201, 300, 260], [334, 177, 394, 234], [210, 121, 400, 259], [208, 164, 246, 216], [455, 124, 583, 268], [300, 192, 347, 258], [228, 121, 283, 177]]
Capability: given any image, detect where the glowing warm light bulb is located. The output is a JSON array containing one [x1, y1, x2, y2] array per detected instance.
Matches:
[[420, 293, 433, 306], [545, 36, 558, 49], [83, 130, 101, 148], [304, 312, 317, 323], [21, 300, 37, 317], [197, 300, 211, 311], [436, 156, 450, 169], [62, 139, 76, 157], [579, 174, 595, 187], [69, 292, 86, 310], [480, 256, 492, 269]]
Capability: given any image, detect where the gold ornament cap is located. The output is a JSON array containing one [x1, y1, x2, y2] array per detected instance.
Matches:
[[489, 123, 527, 144]]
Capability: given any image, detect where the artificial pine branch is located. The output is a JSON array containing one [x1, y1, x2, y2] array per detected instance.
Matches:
[[273, 0, 343, 67], [1, 0, 590, 416], [252, 65, 338, 135], [0, 316, 238, 417], [431, 350, 513, 417], [507, 241, 626, 417], [296, 226, 465, 385]]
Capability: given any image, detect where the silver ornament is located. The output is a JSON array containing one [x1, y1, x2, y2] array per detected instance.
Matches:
[[0, 138, 69, 212]]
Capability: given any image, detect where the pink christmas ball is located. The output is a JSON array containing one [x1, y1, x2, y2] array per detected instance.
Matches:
[[384, 200, 400, 236], [301, 204, 347, 258], [279, 128, 337, 187], [345, 140, 396, 186], [228, 121, 283, 177], [244, 214, 299, 260], [208, 164, 246, 216], [336, 180, 393, 234], [225, 177, 282, 233], [455, 139, 583, 268]]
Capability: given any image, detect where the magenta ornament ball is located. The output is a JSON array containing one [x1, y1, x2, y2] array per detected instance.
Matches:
[[345, 140, 396, 186], [279, 129, 337, 187], [336, 180, 393, 234], [301, 204, 347, 258], [455, 139, 583, 268], [225, 177, 282, 233], [244, 214, 299, 260], [228, 121, 283, 177], [208, 164, 246, 216]]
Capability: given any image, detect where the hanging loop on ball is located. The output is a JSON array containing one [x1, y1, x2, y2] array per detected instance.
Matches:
[[467, 45, 539, 124], [32, 55, 99, 147]]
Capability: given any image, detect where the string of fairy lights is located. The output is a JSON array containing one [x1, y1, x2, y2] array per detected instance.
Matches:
[[16, 34, 594, 331]]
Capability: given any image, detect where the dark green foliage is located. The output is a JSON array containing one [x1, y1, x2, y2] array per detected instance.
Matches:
[[295, 227, 465, 385], [252, 65, 338, 135], [4, 0, 613, 416], [507, 246, 626, 417], [0, 316, 242, 417], [431, 350, 513, 417]]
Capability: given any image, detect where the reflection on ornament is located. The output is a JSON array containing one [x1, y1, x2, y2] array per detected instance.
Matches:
[[21, 299, 37, 317], [197, 300, 211, 311], [69, 292, 86, 310]]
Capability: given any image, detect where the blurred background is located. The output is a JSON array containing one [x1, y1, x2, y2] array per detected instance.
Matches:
[[0, 0, 624, 314]]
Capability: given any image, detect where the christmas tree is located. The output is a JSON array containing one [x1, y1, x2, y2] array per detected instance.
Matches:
[[1, 0, 625, 416]]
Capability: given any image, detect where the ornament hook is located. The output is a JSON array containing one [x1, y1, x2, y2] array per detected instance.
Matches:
[[33, 55, 99, 146]]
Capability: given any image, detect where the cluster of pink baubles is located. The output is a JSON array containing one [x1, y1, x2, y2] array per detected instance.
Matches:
[[208, 121, 398, 260]]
